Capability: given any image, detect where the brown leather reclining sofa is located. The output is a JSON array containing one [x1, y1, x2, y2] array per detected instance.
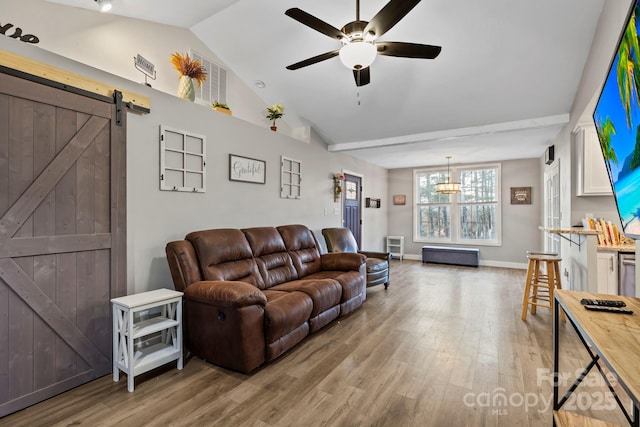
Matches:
[[165, 224, 366, 373]]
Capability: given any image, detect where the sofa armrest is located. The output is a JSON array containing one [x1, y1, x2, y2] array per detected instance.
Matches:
[[359, 250, 392, 261], [185, 281, 267, 308], [166, 240, 203, 292], [321, 252, 366, 271]]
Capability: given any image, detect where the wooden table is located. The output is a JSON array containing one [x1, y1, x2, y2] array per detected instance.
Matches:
[[553, 290, 640, 426]]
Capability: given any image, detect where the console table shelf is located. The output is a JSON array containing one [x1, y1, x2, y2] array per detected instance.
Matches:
[[112, 288, 183, 392], [131, 317, 180, 339]]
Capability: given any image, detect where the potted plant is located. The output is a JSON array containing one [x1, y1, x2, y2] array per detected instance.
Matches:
[[170, 52, 207, 102], [266, 103, 285, 131], [212, 101, 232, 115]]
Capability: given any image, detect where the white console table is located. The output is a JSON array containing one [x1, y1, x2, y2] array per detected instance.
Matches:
[[112, 288, 183, 392]]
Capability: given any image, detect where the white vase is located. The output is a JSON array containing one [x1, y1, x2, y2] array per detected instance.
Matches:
[[178, 75, 195, 102]]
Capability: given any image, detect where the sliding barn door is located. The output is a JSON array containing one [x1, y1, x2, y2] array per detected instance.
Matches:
[[0, 72, 126, 416]]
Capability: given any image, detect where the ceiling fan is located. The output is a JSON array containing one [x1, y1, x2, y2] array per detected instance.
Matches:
[[285, 0, 442, 87]]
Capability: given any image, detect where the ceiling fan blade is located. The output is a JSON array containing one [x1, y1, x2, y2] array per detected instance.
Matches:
[[353, 67, 371, 87], [286, 50, 340, 70], [376, 42, 441, 59], [285, 8, 347, 40], [364, 0, 421, 39]]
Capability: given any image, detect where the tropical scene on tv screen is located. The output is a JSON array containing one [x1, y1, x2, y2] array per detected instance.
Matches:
[[594, 1, 640, 236]]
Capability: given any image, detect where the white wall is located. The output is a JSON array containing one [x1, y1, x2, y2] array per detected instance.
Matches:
[[387, 158, 541, 268], [546, 0, 632, 284], [1, 31, 388, 295], [568, 0, 631, 226], [1, 0, 296, 135]]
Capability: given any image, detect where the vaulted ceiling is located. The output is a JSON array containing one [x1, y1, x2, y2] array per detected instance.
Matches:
[[48, 0, 607, 168]]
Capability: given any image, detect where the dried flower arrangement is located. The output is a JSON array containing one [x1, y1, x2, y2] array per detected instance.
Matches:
[[170, 52, 207, 86]]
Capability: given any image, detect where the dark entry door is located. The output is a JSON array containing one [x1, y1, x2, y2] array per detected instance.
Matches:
[[342, 173, 362, 247], [0, 71, 127, 416]]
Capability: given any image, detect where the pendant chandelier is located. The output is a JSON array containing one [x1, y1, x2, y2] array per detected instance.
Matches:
[[435, 156, 461, 194]]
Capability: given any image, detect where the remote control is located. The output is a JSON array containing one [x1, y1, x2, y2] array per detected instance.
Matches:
[[584, 305, 633, 314], [580, 298, 626, 307]]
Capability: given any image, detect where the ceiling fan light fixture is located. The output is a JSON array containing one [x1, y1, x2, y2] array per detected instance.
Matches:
[[96, 0, 112, 12], [339, 41, 377, 70]]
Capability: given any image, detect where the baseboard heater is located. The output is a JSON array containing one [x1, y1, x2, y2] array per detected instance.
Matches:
[[421, 246, 479, 267]]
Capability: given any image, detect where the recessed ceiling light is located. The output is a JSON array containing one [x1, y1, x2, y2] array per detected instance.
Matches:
[[96, 0, 112, 12], [254, 80, 266, 88]]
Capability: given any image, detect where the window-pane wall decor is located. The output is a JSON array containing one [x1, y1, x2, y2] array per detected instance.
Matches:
[[160, 126, 206, 193], [281, 156, 301, 199]]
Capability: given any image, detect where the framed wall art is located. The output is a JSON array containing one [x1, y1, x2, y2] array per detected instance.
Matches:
[[510, 187, 531, 205], [393, 195, 406, 205], [229, 154, 266, 184], [366, 198, 381, 208]]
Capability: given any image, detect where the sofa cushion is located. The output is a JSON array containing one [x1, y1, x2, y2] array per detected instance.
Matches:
[[271, 279, 341, 317], [277, 224, 322, 277], [186, 229, 264, 288], [243, 227, 298, 288], [303, 270, 365, 302], [262, 290, 312, 344]]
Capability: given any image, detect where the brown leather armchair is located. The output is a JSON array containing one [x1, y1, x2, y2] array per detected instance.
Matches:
[[322, 228, 390, 289]]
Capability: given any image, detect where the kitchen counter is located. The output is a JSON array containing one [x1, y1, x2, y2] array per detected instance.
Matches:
[[546, 228, 634, 252], [542, 227, 638, 296], [547, 228, 598, 235], [598, 244, 636, 252]]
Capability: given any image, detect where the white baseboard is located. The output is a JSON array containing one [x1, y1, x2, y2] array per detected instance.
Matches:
[[479, 260, 527, 270], [396, 254, 527, 270]]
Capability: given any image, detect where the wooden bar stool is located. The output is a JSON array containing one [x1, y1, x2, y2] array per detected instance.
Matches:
[[521, 253, 562, 320], [525, 251, 557, 289]]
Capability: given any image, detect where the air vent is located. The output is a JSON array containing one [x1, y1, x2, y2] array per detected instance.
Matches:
[[190, 49, 228, 106]]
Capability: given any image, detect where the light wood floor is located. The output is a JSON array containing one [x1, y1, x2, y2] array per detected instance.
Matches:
[[0, 261, 632, 426]]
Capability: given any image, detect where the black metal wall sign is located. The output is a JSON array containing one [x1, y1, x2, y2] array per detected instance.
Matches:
[[0, 21, 40, 44]]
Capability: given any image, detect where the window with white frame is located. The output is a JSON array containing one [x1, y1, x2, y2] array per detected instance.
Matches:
[[414, 163, 501, 245], [544, 161, 560, 254], [190, 49, 228, 106]]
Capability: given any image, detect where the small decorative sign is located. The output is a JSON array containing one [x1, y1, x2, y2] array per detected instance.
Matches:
[[393, 195, 406, 205], [366, 197, 381, 208], [511, 187, 531, 205], [229, 154, 266, 184], [134, 54, 156, 87], [135, 54, 155, 77]]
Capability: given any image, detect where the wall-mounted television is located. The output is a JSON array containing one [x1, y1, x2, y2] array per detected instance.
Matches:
[[593, 0, 640, 239]]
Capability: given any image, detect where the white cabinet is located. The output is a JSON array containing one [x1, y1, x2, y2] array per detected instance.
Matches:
[[596, 251, 618, 295], [112, 289, 183, 392], [386, 235, 404, 260], [576, 125, 613, 196]]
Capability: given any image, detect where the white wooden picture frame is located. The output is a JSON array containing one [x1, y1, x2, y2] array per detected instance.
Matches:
[[280, 156, 301, 199]]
